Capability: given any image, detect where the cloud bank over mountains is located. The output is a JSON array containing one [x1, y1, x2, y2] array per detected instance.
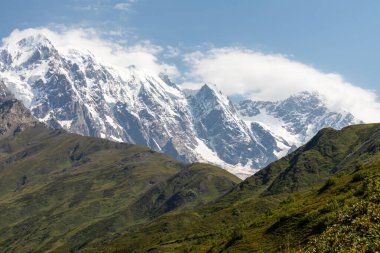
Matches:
[[182, 47, 380, 122], [2, 27, 380, 122], [2, 27, 179, 79]]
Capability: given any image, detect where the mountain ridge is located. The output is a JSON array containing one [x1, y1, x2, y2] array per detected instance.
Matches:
[[0, 33, 362, 178]]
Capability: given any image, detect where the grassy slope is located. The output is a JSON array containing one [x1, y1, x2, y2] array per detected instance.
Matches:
[[88, 124, 380, 252], [0, 125, 240, 253]]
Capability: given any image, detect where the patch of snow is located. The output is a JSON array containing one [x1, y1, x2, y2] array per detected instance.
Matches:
[[193, 138, 254, 179], [58, 120, 73, 129], [0, 74, 34, 107], [242, 108, 300, 147], [110, 135, 123, 142]]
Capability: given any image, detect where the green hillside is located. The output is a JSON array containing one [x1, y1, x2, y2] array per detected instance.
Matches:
[[86, 123, 380, 252], [0, 124, 240, 252]]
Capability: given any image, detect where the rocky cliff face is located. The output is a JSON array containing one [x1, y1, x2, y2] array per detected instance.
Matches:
[[0, 81, 38, 139], [188, 85, 277, 171]]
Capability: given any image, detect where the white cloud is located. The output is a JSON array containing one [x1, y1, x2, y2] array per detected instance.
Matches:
[[2, 27, 179, 78], [164, 46, 181, 58], [114, 1, 137, 11], [114, 3, 131, 10], [74, 5, 99, 11], [182, 47, 380, 123]]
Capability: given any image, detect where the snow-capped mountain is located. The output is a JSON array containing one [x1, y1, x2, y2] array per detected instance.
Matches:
[[236, 92, 362, 157], [0, 33, 362, 178], [0, 34, 200, 157], [188, 84, 276, 171], [0, 34, 257, 177]]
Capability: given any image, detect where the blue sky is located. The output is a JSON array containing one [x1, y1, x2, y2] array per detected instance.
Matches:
[[1, 0, 379, 108]]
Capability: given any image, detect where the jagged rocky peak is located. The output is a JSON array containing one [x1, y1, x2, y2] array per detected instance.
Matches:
[[195, 84, 231, 104], [236, 91, 362, 154], [189, 84, 240, 120], [187, 83, 275, 175], [238, 91, 324, 117], [2, 33, 58, 67], [159, 73, 179, 89], [0, 81, 38, 139], [189, 85, 232, 130], [0, 81, 14, 99], [16, 34, 53, 49], [278, 91, 327, 113]]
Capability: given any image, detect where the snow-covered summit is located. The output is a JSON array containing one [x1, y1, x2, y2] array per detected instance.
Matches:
[[2, 34, 58, 67], [236, 91, 362, 156]]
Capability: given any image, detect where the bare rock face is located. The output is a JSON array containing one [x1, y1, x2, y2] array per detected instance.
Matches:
[[0, 81, 38, 139]]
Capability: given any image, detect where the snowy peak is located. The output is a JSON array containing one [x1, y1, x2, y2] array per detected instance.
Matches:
[[238, 91, 325, 117], [187, 84, 275, 174], [15, 34, 54, 52], [159, 73, 180, 89], [195, 84, 232, 107], [279, 91, 328, 116], [2, 34, 58, 67], [236, 91, 362, 157], [1, 32, 203, 168], [190, 83, 248, 136], [191, 84, 242, 126]]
